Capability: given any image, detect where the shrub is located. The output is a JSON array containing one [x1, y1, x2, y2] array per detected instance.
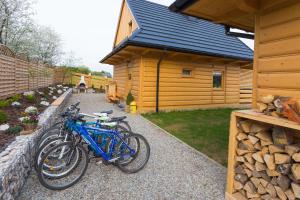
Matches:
[[26, 94, 36, 103], [126, 91, 134, 105], [9, 94, 21, 103], [0, 110, 8, 124], [6, 125, 22, 135], [0, 100, 9, 108]]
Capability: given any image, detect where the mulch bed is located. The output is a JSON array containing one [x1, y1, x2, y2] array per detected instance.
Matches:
[[0, 86, 61, 153]]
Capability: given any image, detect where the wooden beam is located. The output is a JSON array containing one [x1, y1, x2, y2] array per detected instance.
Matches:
[[236, 0, 259, 13]]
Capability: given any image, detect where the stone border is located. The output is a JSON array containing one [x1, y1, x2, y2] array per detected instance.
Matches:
[[0, 89, 72, 200]]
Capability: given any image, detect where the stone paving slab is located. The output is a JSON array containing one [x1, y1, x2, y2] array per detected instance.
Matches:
[[18, 93, 226, 200]]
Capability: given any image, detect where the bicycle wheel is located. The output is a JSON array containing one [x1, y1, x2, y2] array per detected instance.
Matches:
[[38, 128, 68, 149], [38, 121, 63, 142], [118, 121, 132, 132], [116, 134, 150, 174], [37, 142, 88, 190]]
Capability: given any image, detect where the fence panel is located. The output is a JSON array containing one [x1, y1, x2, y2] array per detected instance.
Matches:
[[0, 45, 63, 100]]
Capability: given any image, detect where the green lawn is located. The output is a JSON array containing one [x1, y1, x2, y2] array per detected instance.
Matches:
[[143, 108, 236, 166]]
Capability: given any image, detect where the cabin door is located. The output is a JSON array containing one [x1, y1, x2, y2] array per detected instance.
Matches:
[[212, 66, 226, 104]]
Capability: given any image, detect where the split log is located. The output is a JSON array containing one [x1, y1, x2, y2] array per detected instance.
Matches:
[[235, 165, 246, 174], [237, 132, 248, 141], [261, 95, 275, 104], [260, 178, 269, 188], [246, 192, 260, 199], [253, 151, 264, 163], [291, 164, 300, 180], [286, 145, 300, 156], [244, 168, 252, 177], [248, 135, 259, 144], [251, 123, 271, 133], [257, 183, 267, 194], [266, 183, 277, 197], [277, 175, 291, 191], [245, 153, 255, 164], [261, 194, 272, 200], [237, 149, 252, 156], [266, 169, 280, 177], [260, 171, 272, 182], [252, 170, 261, 178], [241, 140, 255, 151], [291, 182, 300, 199], [271, 177, 278, 186], [239, 120, 252, 133], [244, 162, 255, 171], [236, 156, 245, 163], [274, 153, 291, 165], [234, 180, 244, 190], [250, 177, 261, 188], [292, 153, 300, 162], [256, 131, 273, 143], [269, 145, 285, 154], [284, 189, 296, 200], [272, 127, 293, 145], [235, 174, 248, 184], [264, 154, 276, 170], [231, 192, 247, 200], [255, 161, 267, 171], [244, 181, 257, 194], [257, 102, 268, 113], [254, 142, 262, 150], [275, 186, 287, 200]]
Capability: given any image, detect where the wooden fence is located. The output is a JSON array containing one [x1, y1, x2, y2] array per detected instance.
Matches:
[[0, 45, 63, 100], [64, 72, 112, 89]]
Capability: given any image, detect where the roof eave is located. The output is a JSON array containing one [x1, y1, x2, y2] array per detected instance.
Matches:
[[169, 0, 197, 12], [100, 40, 253, 64]]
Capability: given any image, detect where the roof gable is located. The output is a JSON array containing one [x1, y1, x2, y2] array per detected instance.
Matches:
[[104, 0, 253, 62]]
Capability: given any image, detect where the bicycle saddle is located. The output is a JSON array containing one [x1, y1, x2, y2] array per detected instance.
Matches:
[[109, 116, 127, 122]]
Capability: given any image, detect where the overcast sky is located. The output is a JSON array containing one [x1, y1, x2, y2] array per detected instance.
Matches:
[[33, 0, 254, 74]]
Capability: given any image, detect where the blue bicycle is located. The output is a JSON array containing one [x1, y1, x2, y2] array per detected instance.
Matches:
[[36, 113, 150, 190]]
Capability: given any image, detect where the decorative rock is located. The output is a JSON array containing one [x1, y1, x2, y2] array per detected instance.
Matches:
[[23, 91, 35, 96], [53, 96, 58, 100], [274, 153, 291, 164], [11, 101, 21, 107], [40, 101, 50, 106], [19, 116, 30, 122], [0, 124, 9, 131], [57, 90, 63, 94], [25, 106, 38, 114], [291, 182, 300, 199]]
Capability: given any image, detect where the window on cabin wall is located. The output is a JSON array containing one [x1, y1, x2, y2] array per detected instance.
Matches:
[[182, 69, 192, 77], [128, 21, 133, 36], [213, 71, 223, 89]]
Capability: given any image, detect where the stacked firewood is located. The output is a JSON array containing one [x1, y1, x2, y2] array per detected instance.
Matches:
[[233, 120, 300, 199], [256, 95, 300, 124]]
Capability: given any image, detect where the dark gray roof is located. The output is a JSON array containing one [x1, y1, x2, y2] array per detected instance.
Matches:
[[101, 0, 253, 62]]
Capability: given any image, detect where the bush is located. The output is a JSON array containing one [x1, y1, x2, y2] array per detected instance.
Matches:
[[126, 91, 134, 105], [22, 115, 38, 124], [0, 100, 9, 108], [0, 110, 8, 124], [6, 125, 22, 135], [9, 94, 21, 103], [26, 94, 36, 103]]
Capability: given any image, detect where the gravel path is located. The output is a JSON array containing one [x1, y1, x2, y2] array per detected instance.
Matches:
[[18, 93, 227, 200]]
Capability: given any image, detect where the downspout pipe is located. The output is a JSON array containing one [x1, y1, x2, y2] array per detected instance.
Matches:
[[156, 50, 167, 113]]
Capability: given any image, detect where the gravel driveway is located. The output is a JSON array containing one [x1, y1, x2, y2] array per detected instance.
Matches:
[[18, 93, 226, 200]]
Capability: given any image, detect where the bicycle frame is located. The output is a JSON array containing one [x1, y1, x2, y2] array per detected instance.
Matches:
[[67, 120, 136, 162]]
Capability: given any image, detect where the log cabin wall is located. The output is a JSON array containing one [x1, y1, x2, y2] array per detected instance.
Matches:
[[113, 58, 140, 102], [254, 1, 300, 106], [139, 56, 246, 113]]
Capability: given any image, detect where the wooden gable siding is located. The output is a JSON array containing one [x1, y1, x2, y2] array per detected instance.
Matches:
[[114, 1, 138, 47], [139, 57, 243, 112], [113, 58, 140, 102], [253, 1, 300, 106]]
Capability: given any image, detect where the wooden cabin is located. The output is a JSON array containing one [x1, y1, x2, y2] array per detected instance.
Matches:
[[101, 0, 254, 113], [170, 0, 300, 199]]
